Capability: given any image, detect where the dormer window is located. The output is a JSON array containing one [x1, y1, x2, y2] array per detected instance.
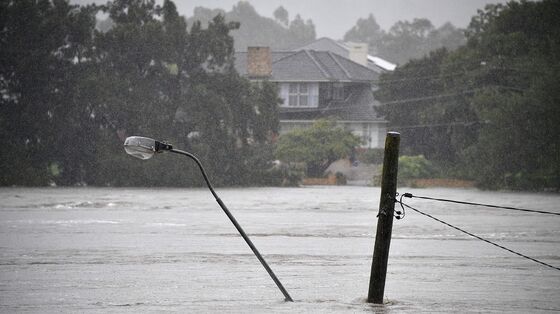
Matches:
[[280, 83, 319, 107]]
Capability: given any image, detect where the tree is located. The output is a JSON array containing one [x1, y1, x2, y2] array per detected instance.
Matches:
[[343, 14, 384, 55], [376, 48, 478, 168], [288, 14, 316, 45], [273, 6, 288, 27], [380, 18, 436, 64], [376, 0, 560, 190], [91, 0, 279, 187], [275, 120, 361, 177], [459, 0, 560, 189], [1, 0, 282, 187], [0, 0, 98, 185], [189, 2, 316, 51], [344, 14, 465, 64], [431, 22, 466, 52]]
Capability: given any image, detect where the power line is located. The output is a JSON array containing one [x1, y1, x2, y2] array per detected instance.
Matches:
[[397, 198, 560, 271], [403, 193, 560, 216], [379, 85, 527, 106], [391, 120, 486, 129], [373, 71, 465, 85], [279, 86, 524, 116], [381, 89, 478, 105], [370, 63, 556, 86]]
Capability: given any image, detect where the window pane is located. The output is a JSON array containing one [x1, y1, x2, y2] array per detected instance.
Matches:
[[299, 83, 308, 93], [310, 94, 318, 107], [279, 83, 289, 107], [298, 95, 307, 106], [289, 83, 298, 93], [289, 95, 298, 106]]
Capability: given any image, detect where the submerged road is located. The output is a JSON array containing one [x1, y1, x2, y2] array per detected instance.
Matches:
[[1, 186, 559, 313]]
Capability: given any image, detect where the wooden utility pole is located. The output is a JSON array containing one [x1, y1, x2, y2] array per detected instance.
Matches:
[[368, 132, 400, 304]]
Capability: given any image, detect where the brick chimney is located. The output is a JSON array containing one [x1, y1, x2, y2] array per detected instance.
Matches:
[[247, 47, 272, 77]]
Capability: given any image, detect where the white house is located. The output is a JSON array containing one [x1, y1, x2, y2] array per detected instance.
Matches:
[[234, 40, 394, 149]]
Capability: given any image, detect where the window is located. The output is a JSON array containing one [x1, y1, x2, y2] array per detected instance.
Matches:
[[362, 123, 371, 144], [298, 84, 308, 106], [281, 83, 318, 107], [288, 83, 299, 106]]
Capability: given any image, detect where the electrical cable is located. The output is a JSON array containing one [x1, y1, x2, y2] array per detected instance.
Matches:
[[396, 198, 560, 271], [402, 193, 560, 216]]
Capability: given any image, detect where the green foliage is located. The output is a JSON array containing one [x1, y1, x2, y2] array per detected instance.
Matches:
[[0, 0, 281, 187], [344, 15, 466, 64], [358, 148, 384, 164], [398, 155, 437, 181], [343, 14, 384, 55], [0, 0, 99, 186], [335, 172, 347, 185], [273, 6, 289, 27], [288, 14, 315, 45], [375, 0, 560, 190], [187, 2, 315, 51], [376, 48, 479, 166], [275, 120, 361, 177]]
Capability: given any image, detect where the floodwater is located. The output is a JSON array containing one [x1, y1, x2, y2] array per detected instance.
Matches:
[[1, 186, 559, 313]]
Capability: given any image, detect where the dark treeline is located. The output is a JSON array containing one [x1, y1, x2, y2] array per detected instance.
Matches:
[[0, 0, 281, 187], [96, 2, 317, 52], [133, 1, 463, 61], [376, 1, 560, 190], [186, 2, 316, 51]]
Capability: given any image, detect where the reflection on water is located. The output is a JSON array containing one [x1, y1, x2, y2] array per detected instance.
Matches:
[[1, 186, 559, 313]]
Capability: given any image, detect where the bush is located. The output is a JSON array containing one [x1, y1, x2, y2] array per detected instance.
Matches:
[[273, 162, 305, 186], [335, 172, 347, 185], [358, 148, 384, 164], [275, 119, 361, 177], [398, 155, 438, 185]]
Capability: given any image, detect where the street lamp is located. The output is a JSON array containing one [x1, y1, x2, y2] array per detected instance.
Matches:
[[123, 136, 293, 302]]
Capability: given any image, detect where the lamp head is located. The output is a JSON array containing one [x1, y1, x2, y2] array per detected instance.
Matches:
[[124, 136, 172, 160]]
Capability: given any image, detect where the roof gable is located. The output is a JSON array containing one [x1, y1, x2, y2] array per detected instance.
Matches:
[[330, 53, 379, 81], [272, 50, 331, 81], [297, 37, 349, 57], [274, 50, 378, 82], [297, 38, 397, 72], [234, 49, 379, 82]]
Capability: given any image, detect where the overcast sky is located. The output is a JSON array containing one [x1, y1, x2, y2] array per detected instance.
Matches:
[[76, 0, 509, 39]]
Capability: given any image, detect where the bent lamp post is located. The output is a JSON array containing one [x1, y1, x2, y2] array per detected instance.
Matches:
[[123, 136, 293, 302]]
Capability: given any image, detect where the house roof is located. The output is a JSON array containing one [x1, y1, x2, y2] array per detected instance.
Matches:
[[297, 37, 349, 57], [297, 37, 397, 72], [234, 49, 379, 82], [368, 55, 397, 71], [234, 43, 387, 123]]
